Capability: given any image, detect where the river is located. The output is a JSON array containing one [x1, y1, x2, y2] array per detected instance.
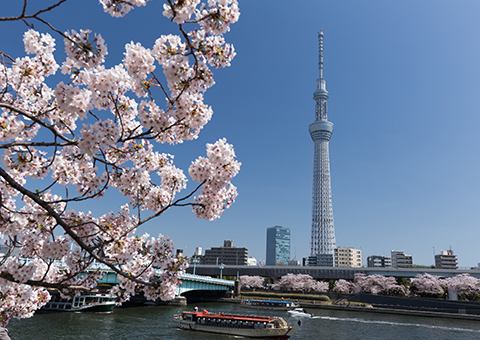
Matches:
[[6, 302, 480, 339]]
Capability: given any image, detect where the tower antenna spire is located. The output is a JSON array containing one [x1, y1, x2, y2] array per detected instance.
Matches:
[[318, 30, 324, 79]]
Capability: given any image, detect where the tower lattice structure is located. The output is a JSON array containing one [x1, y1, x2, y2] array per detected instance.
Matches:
[[309, 30, 336, 258]]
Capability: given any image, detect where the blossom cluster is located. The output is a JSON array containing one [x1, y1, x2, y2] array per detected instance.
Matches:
[[189, 138, 241, 220], [0, 279, 50, 326], [411, 273, 480, 300], [263, 273, 480, 299], [353, 274, 407, 296], [239, 275, 264, 289], [0, 0, 240, 324], [99, 0, 148, 18], [271, 273, 328, 292]]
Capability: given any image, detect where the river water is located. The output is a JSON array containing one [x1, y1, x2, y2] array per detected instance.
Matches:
[[6, 302, 480, 339]]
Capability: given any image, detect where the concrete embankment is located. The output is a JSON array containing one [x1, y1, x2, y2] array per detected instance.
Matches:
[[219, 296, 480, 321]]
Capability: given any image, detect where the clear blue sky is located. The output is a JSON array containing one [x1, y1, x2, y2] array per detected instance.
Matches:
[[3, 1, 480, 268]]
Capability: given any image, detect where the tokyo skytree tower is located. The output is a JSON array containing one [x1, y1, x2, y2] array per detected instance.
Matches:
[[309, 30, 336, 258]]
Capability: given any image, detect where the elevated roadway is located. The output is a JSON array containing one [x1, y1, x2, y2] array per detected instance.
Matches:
[[186, 265, 480, 280]]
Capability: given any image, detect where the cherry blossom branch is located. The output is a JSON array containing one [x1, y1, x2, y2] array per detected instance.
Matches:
[[0, 166, 159, 288], [0, 103, 75, 144], [0, 0, 69, 23]]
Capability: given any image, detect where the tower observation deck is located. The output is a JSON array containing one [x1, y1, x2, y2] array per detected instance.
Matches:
[[309, 30, 336, 265]]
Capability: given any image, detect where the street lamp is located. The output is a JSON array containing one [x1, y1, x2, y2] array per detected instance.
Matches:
[[219, 263, 225, 279]]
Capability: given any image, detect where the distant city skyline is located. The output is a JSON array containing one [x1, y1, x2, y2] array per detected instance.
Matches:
[[3, 1, 480, 268]]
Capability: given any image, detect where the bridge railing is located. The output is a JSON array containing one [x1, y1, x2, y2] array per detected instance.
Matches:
[[181, 273, 234, 286]]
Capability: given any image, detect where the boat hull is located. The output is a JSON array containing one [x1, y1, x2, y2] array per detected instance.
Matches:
[[41, 302, 115, 313], [287, 311, 312, 318], [173, 319, 296, 339], [241, 299, 299, 311], [41, 293, 116, 313], [287, 308, 313, 318]]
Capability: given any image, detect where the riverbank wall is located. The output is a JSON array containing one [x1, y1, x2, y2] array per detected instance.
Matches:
[[219, 293, 480, 321]]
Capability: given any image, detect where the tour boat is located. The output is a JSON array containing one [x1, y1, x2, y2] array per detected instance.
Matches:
[[42, 293, 116, 313], [173, 310, 301, 339], [241, 299, 299, 310], [287, 308, 314, 318]]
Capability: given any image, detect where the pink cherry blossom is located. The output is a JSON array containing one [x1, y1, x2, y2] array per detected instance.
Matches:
[[272, 273, 327, 292], [240, 275, 264, 289], [0, 0, 240, 325]]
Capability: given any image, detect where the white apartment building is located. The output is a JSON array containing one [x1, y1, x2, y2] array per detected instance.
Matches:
[[334, 247, 362, 267]]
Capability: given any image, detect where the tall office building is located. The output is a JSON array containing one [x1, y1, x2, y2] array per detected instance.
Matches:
[[309, 30, 336, 266], [266, 226, 291, 266]]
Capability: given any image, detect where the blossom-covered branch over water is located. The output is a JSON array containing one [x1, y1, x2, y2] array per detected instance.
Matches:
[[0, 0, 240, 325]]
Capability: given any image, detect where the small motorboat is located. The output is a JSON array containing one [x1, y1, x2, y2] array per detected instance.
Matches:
[[287, 308, 314, 318]]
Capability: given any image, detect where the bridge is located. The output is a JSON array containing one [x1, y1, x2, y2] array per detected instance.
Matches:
[[186, 265, 480, 280], [94, 270, 234, 296], [177, 273, 234, 295]]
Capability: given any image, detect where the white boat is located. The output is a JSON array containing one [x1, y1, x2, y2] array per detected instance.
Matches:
[[42, 293, 116, 313], [287, 308, 314, 318], [173, 310, 301, 339]]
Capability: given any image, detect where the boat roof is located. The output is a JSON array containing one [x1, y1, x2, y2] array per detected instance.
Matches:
[[183, 311, 276, 322]]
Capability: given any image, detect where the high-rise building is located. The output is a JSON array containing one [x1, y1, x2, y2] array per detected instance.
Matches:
[[335, 247, 362, 267], [266, 226, 291, 266], [309, 30, 336, 266], [435, 249, 458, 269], [391, 250, 413, 268]]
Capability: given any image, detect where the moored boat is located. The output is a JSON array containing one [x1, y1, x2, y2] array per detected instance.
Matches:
[[42, 293, 116, 313], [241, 299, 299, 310], [173, 310, 301, 339]]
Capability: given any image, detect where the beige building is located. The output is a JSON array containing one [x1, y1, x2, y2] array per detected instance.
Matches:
[[334, 247, 362, 267]]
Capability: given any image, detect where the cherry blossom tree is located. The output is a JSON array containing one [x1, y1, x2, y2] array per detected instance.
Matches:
[[272, 273, 327, 292], [444, 274, 480, 301], [0, 0, 240, 325], [409, 273, 445, 298], [353, 274, 406, 296], [239, 275, 264, 289], [311, 280, 329, 293], [332, 279, 354, 294]]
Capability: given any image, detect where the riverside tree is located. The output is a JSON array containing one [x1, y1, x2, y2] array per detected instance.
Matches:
[[239, 275, 264, 289], [444, 274, 480, 301], [332, 279, 354, 294], [272, 273, 328, 292], [410, 273, 445, 298], [353, 274, 407, 296], [0, 0, 241, 325]]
